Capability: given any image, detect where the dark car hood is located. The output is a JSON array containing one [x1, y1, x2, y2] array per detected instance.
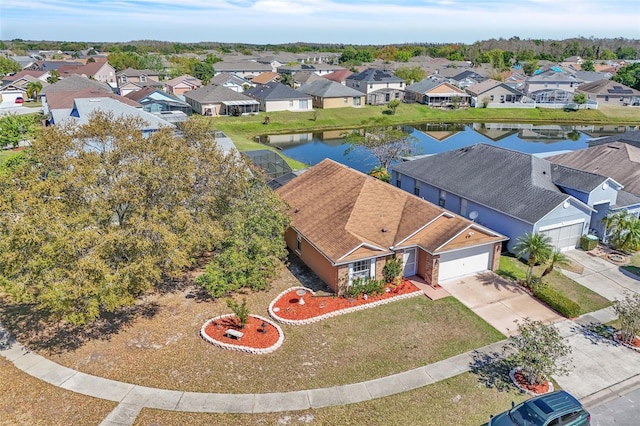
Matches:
[[489, 411, 516, 426]]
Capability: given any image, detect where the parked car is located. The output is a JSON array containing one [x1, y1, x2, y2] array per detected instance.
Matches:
[[489, 390, 590, 426], [15, 97, 24, 104]]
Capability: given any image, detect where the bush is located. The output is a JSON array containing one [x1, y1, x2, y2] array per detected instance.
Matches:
[[383, 256, 403, 284], [226, 298, 250, 328], [533, 284, 581, 318], [343, 277, 385, 299]]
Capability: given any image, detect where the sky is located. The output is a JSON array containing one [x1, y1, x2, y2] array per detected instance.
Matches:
[[1, 0, 639, 45]]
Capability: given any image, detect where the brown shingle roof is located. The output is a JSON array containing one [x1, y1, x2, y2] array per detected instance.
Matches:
[[46, 88, 140, 110], [251, 72, 280, 84], [277, 159, 505, 264]]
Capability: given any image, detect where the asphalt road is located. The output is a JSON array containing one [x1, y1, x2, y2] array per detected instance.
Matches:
[[590, 386, 640, 426]]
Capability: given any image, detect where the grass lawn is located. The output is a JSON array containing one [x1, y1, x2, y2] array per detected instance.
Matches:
[[497, 254, 611, 315], [133, 372, 530, 426], [624, 252, 640, 278], [0, 356, 116, 425], [0, 149, 24, 166], [0, 257, 504, 394]]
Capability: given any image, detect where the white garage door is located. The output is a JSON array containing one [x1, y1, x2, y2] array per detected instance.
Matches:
[[540, 222, 583, 252], [438, 245, 492, 282]]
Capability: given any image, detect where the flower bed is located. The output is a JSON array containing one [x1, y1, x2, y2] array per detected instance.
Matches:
[[509, 367, 554, 396], [200, 314, 284, 354], [613, 332, 640, 352], [269, 280, 423, 326]]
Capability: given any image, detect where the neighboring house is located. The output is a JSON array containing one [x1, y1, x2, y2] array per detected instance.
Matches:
[[41, 74, 114, 115], [208, 72, 254, 93], [1, 70, 50, 86], [116, 68, 161, 95], [524, 69, 581, 96], [323, 69, 353, 85], [298, 79, 365, 109], [465, 79, 524, 107], [0, 75, 50, 102], [251, 72, 281, 85], [276, 63, 346, 76], [244, 82, 312, 112], [212, 61, 273, 79], [57, 61, 116, 86], [276, 159, 507, 291], [391, 144, 605, 252], [124, 87, 192, 115], [447, 70, 486, 89], [570, 71, 612, 84], [183, 84, 259, 116], [547, 141, 640, 235], [576, 80, 640, 106], [45, 87, 141, 125], [291, 71, 324, 88], [53, 97, 173, 134], [164, 74, 202, 96], [501, 71, 527, 90], [404, 79, 471, 107], [528, 88, 574, 104], [345, 68, 405, 105]]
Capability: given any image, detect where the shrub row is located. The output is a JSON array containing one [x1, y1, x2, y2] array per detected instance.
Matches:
[[533, 284, 581, 318]]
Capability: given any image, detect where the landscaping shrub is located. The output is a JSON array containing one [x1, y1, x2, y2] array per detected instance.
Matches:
[[533, 284, 581, 318], [383, 256, 403, 284], [343, 277, 386, 299]]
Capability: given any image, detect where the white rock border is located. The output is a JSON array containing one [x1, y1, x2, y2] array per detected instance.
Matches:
[[268, 285, 423, 326], [613, 332, 640, 352], [509, 367, 554, 396], [200, 314, 284, 355]]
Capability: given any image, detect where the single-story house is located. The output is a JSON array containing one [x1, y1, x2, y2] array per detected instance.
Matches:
[[124, 86, 192, 115], [298, 79, 365, 109], [276, 159, 507, 291], [465, 79, 524, 107], [45, 87, 141, 125], [391, 143, 615, 252], [405, 79, 471, 108], [183, 85, 259, 116], [208, 73, 254, 93], [576, 80, 640, 107], [244, 82, 312, 112]]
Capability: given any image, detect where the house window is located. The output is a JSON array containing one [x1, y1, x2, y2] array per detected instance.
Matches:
[[121, 75, 127, 83], [396, 173, 402, 188], [395, 92, 400, 99], [289, 100, 294, 107], [370, 83, 373, 89], [490, 95, 494, 101], [400, 82, 403, 87], [414, 179, 420, 196], [460, 198, 467, 216], [296, 233, 302, 253], [352, 259, 370, 279], [353, 97, 361, 106], [344, 97, 348, 104], [140, 74, 147, 83], [439, 190, 446, 207], [605, 96, 609, 101]]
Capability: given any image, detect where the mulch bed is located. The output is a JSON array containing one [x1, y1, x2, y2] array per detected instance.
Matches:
[[271, 280, 421, 322], [614, 332, 640, 351], [512, 369, 552, 395], [202, 315, 280, 349]]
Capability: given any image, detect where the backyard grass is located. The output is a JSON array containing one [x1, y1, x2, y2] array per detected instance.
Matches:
[[0, 257, 504, 394], [0, 356, 116, 425], [133, 372, 530, 426], [497, 254, 611, 315]]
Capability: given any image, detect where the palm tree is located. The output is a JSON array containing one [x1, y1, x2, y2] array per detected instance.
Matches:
[[513, 232, 553, 287], [541, 250, 571, 278], [279, 73, 294, 88], [602, 211, 640, 252], [26, 81, 43, 101]]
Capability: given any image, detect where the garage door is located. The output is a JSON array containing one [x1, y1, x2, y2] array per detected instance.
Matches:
[[540, 222, 583, 252], [438, 245, 492, 282]]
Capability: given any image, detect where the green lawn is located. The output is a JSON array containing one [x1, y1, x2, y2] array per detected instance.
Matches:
[[134, 372, 530, 426], [497, 254, 611, 315]]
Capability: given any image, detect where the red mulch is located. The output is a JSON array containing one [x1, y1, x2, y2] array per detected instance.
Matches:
[[272, 280, 421, 321], [514, 370, 550, 395], [203, 316, 279, 349], [616, 332, 640, 348]]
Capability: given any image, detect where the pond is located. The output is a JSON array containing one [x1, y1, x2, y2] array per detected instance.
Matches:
[[259, 123, 636, 173]]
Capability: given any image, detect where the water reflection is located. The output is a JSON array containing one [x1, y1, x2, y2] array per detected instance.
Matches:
[[259, 123, 636, 173]]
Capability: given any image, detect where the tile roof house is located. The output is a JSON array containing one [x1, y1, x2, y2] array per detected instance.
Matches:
[[576, 80, 640, 106], [345, 68, 405, 105], [404, 79, 470, 108], [183, 84, 259, 116], [277, 159, 507, 291], [244, 82, 312, 112], [465, 79, 525, 107], [163, 74, 202, 96], [390, 144, 625, 252], [547, 141, 640, 237], [297, 79, 365, 109]]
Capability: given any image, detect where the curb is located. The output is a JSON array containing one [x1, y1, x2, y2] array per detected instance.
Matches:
[[581, 373, 640, 410]]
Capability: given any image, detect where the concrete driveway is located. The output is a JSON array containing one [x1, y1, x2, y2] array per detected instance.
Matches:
[[438, 272, 562, 336], [561, 250, 640, 301]]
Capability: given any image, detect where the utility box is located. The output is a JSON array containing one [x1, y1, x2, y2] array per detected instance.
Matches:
[[580, 234, 598, 251]]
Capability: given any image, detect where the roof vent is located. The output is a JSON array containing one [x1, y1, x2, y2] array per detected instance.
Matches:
[[294, 208, 300, 213], [381, 227, 388, 233]]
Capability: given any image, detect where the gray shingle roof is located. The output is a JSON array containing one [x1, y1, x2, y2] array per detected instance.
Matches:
[[244, 82, 311, 101], [391, 144, 585, 224], [613, 190, 640, 209], [41, 74, 112, 95], [588, 130, 640, 148], [346, 68, 404, 83], [183, 85, 256, 103], [298, 79, 364, 98], [551, 164, 608, 193]]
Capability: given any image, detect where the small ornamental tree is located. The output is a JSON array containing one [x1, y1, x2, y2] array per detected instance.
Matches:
[[386, 99, 401, 115], [226, 298, 250, 329], [513, 232, 553, 288], [573, 93, 588, 109], [508, 318, 572, 386], [613, 292, 640, 344], [383, 256, 403, 285]]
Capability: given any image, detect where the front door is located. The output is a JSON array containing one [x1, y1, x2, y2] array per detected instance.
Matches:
[[403, 248, 417, 277]]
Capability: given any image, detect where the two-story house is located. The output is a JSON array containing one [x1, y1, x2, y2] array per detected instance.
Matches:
[[345, 68, 405, 105]]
